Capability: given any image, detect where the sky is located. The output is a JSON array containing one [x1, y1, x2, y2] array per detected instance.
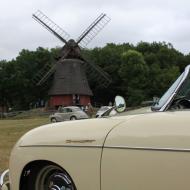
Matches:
[[1, 0, 190, 60]]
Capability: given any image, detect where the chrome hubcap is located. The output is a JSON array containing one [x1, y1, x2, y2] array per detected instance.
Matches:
[[48, 173, 72, 190], [35, 165, 74, 190]]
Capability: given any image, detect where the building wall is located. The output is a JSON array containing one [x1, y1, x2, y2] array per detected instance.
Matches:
[[80, 95, 91, 105], [49, 95, 72, 108], [49, 95, 91, 108]]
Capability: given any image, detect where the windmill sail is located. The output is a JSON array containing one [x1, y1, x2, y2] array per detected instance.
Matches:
[[33, 63, 56, 86], [32, 11, 112, 88], [81, 55, 112, 87], [32, 50, 71, 86], [32, 10, 70, 44], [76, 13, 111, 48]]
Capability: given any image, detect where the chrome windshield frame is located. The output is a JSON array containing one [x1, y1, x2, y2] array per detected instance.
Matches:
[[157, 65, 190, 112]]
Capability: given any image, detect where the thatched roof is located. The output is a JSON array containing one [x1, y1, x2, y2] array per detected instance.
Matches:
[[48, 59, 93, 96]]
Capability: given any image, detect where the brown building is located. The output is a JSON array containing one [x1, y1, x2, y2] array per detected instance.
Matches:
[[48, 59, 92, 108]]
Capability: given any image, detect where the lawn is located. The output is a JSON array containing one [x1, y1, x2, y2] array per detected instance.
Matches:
[[0, 117, 49, 172]]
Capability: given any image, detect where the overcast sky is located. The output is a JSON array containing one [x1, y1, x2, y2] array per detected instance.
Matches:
[[1, 0, 190, 60]]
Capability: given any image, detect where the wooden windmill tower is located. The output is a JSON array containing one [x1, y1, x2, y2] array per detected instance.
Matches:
[[32, 10, 111, 108]]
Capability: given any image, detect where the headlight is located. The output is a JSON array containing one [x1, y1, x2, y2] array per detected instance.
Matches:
[[0, 169, 10, 190]]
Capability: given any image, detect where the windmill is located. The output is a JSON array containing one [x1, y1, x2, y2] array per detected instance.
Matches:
[[32, 10, 111, 108]]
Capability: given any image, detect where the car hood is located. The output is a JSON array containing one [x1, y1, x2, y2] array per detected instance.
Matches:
[[115, 106, 152, 116], [18, 116, 136, 147]]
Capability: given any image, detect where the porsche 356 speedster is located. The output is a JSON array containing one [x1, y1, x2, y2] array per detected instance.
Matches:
[[1, 65, 190, 190]]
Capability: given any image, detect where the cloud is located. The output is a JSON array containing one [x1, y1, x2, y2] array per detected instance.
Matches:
[[1, 0, 190, 60]]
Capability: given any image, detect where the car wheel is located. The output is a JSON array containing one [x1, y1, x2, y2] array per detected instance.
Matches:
[[70, 116, 77, 120], [51, 118, 57, 123], [35, 165, 75, 190]]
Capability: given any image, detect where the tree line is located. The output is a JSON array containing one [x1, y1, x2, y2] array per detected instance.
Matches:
[[0, 42, 189, 110]]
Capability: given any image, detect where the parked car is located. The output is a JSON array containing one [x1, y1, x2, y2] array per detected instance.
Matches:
[[2, 65, 190, 190], [49, 106, 89, 122], [95, 106, 112, 118]]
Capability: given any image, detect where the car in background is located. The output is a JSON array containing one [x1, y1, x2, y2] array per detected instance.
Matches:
[[49, 106, 88, 122], [95, 106, 112, 118]]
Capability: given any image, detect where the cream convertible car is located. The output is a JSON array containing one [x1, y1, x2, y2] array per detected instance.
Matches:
[[2, 65, 190, 190]]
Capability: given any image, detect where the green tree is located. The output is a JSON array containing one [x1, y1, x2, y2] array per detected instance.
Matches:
[[0, 41, 187, 109], [119, 50, 149, 106]]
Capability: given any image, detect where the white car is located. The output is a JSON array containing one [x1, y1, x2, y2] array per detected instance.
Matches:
[[3, 66, 190, 190], [49, 106, 88, 122], [95, 106, 112, 118]]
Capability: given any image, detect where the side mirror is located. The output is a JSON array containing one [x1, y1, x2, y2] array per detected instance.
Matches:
[[115, 96, 126, 113]]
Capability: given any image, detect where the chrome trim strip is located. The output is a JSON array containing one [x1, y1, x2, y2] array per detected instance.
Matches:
[[65, 139, 96, 143], [20, 144, 190, 152], [104, 145, 190, 152], [20, 144, 102, 148], [0, 169, 9, 186]]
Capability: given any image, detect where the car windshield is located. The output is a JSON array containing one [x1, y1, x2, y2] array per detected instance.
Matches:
[[175, 72, 190, 99], [152, 72, 184, 110]]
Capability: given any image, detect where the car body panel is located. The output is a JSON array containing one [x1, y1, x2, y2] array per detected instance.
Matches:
[[117, 106, 151, 116], [18, 118, 127, 147], [102, 147, 190, 190], [102, 111, 190, 190], [105, 111, 190, 149], [58, 111, 70, 120], [9, 117, 129, 190], [10, 146, 102, 190]]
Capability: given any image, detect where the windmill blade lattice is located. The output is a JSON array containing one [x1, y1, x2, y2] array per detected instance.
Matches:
[[32, 62, 55, 86], [32, 10, 111, 88], [32, 48, 71, 86], [76, 13, 111, 48], [32, 10, 70, 44], [81, 59, 112, 88]]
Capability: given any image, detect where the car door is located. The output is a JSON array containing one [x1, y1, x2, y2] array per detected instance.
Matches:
[[101, 112, 190, 190], [59, 108, 68, 121], [65, 108, 73, 120]]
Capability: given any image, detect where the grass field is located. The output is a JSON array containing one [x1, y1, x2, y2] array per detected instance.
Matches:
[[0, 117, 49, 172]]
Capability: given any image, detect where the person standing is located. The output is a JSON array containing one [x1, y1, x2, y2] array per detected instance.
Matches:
[[87, 103, 93, 118]]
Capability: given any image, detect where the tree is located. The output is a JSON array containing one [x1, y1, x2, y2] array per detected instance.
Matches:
[[0, 60, 8, 110], [0, 41, 188, 109], [119, 50, 149, 106]]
